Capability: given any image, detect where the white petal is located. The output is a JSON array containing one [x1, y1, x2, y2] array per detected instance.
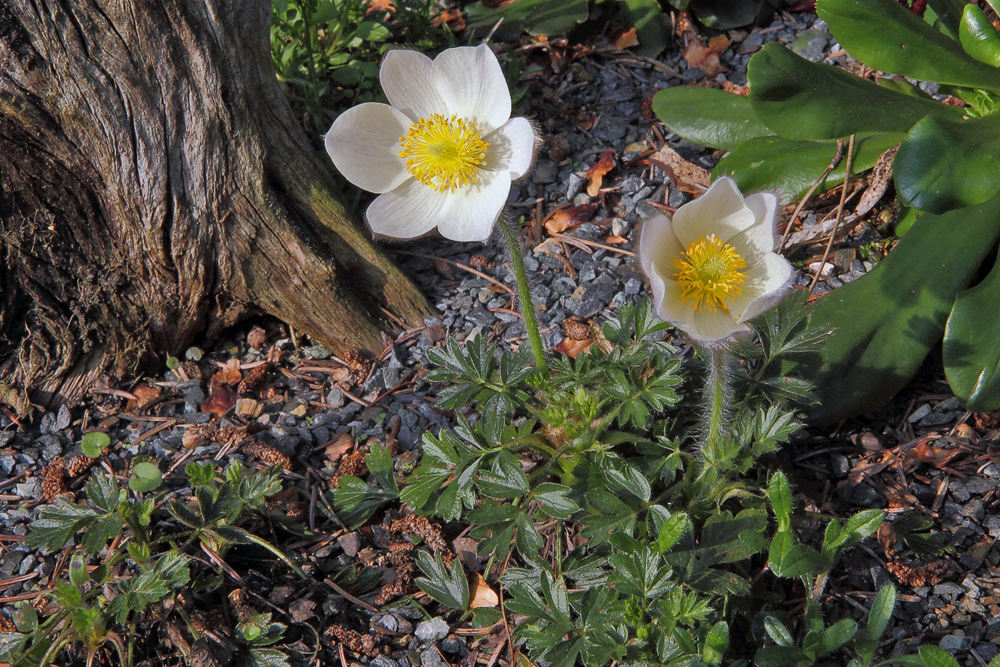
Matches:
[[638, 215, 685, 280], [366, 180, 444, 239], [381, 49, 448, 121], [648, 264, 745, 342], [325, 103, 411, 193], [432, 44, 511, 133], [648, 263, 687, 322], [486, 117, 536, 179], [436, 171, 512, 242], [730, 253, 793, 322], [687, 308, 748, 343], [729, 191, 779, 258], [672, 177, 756, 247]]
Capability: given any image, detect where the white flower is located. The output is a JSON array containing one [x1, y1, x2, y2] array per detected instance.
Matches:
[[324, 44, 536, 242], [638, 177, 793, 344]]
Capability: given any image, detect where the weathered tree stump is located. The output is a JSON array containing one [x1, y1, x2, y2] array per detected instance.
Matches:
[[0, 1, 429, 414]]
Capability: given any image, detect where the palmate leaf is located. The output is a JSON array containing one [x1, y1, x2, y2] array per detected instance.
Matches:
[[414, 551, 470, 610], [333, 476, 397, 530], [24, 499, 99, 551], [107, 551, 190, 624]]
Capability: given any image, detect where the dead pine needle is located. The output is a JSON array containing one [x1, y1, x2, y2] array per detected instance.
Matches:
[[809, 134, 856, 294], [778, 139, 845, 253]]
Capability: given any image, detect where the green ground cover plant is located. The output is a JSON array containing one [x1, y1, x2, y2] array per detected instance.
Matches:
[[0, 461, 293, 667], [653, 0, 1000, 421], [271, 0, 449, 133]]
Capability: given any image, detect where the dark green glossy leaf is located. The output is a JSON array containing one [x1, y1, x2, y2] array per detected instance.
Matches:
[[748, 43, 963, 140], [620, 0, 672, 58], [713, 133, 903, 203], [653, 86, 771, 151], [895, 113, 1000, 213], [818, 0, 1000, 91], [693, 0, 769, 29], [464, 0, 587, 41], [945, 252, 1000, 410], [960, 4, 1000, 66], [785, 196, 1000, 423], [928, 0, 969, 38]]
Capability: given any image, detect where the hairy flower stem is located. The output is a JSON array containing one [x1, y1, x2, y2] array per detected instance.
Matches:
[[498, 214, 548, 373], [705, 346, 730, 449]]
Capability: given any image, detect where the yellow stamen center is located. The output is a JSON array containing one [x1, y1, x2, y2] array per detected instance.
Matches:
[[399, 113, 490, 193], [672, 235, 748, 313]]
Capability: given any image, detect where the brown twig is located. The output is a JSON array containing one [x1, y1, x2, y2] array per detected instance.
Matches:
[[809, 134, 855, 294]]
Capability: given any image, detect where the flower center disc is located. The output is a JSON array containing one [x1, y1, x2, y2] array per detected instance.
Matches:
[[672, 235, 748, 313], [399, 114, 490, 193]]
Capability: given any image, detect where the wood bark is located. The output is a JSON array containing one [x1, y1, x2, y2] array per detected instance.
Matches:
[[0, 0, 429, 414]]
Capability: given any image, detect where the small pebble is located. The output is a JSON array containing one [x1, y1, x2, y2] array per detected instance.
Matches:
[[414, 617, 450, 644]]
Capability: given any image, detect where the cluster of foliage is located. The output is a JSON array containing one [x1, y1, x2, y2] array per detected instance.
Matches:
[[0, 461, 292, 667], [271, 0, 449, 133], [654, 0, 1000, 421], [463, 0, 781, 57], [330, 297, 932, 665]]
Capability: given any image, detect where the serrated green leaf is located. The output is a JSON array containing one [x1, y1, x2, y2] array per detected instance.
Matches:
[[86, 472, 120, 513], [24, 499, 99, 551], [515, 511, 544, 559], [365, 442, 399, 494], [764, 616, 794, 647], [108, 551, 189, 624], [476, 451, 530, 500], [246, 647, 292, 667], [534, 483, 579, 519], [415, 551, 470, 610], [333, 475, 396, 529], [656, 513, 689, 554], [82, 513, 124, 555], [844, 509, 884, 540], [768, 472, 793, 531], [819, 618, 857, 654], [869, 584, 897, 640], [702, 621, 729, 666]]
